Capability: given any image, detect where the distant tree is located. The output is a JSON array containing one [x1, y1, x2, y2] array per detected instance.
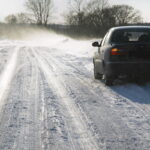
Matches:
[[66, 0, 85, 26], [85, 0, 109, 13], [111, 5, 142, 25], [99, 7, 116, 29], [25, 0, 53, 25], [16, 13, 32, 24], [65, 0, 143, 37], [5, 15, 17, 24], [66, 0, 109, 26], [83, 0, 109, 27]]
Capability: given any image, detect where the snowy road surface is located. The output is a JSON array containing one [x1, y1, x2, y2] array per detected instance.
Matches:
[[0, 36, 150, 150]]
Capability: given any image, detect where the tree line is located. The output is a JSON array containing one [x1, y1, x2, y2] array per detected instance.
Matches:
[[64, 0, 143, 36], [67, 0, 142, 26], [4, 0, 145, 37]]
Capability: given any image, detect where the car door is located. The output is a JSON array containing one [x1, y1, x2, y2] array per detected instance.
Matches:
[[97, 31, 110, 74]]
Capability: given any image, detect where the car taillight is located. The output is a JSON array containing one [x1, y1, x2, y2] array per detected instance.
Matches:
[[111, 48, 127, 55]]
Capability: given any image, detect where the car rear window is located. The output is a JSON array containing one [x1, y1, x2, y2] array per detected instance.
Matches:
[[111, 28, 150, 43]]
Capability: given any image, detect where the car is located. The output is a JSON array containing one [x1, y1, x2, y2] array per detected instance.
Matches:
[[92, 26, 150, 85]]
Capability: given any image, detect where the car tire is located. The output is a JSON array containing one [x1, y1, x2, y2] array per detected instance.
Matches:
[[103, 74, 113, 86], [134, 77, 144, 85], [94, 63, 103, 79]]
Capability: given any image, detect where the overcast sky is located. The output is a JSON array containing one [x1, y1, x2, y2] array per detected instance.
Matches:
[[0, 0, 149, 23]]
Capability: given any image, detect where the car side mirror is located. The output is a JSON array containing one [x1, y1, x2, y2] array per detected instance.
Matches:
[[92, 41, 101, 47]]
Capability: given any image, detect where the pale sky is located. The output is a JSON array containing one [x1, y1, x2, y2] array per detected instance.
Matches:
[[0, 0, 149, 23]]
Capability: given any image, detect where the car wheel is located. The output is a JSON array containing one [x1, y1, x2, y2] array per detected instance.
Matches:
[[103, 74, 113, 86], [94, 63, 103, 79], [134, 77, 144, 85]]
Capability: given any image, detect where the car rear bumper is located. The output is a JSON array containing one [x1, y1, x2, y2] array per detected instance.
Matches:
[[105, 61, 150, 77]]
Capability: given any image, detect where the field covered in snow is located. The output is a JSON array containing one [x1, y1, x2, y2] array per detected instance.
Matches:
[[0, 32, 149, 150]]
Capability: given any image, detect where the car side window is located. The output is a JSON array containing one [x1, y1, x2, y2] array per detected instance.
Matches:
[[101, 31, 111, 46], [103, 31, 111, 46]]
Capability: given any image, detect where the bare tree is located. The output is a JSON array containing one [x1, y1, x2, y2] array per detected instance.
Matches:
[[16, 13, 32, 24], [85, 0, 108, 13], [66, 0, 85, 26], [5, 15, 17, 24], [111, 5, 142, 25], [83, 0, 109, 27], [65, 0, 143, 37], [66, 0, 109, 26], [72, 0, 84, 13], [25, 0, 53, 25]]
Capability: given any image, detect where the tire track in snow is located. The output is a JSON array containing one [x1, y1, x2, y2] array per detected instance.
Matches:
[[38, 48, 150, 150], [0, 47, 45, 150], [32, 48, 100, 150], [27, 48, 77, 150], [43, 48, 150, 123], [38, 69, 76, 150], [55, 52, 150, 149], [11, 48, 43, 150], [0, 47, 19, 110]]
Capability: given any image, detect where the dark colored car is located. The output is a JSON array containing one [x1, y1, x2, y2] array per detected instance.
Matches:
[[92, 26, 150, 85]]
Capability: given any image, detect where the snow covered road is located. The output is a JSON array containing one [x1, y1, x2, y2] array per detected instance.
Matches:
[[0, 37, 149, 150]]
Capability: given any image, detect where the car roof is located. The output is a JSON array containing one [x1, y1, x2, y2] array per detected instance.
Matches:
[[110, 26, 150, 32]]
